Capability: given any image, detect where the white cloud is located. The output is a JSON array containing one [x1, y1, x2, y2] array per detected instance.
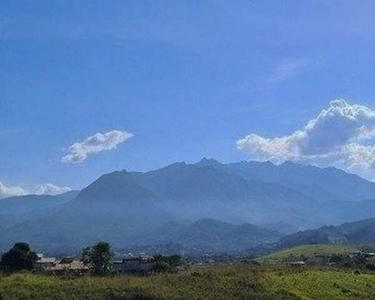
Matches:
[[0, 182, 27, 198], [33, 184, 71, 196], [237, 99, 375, 180], [61, 130, 133, 164], [0, 182, 72, 198]]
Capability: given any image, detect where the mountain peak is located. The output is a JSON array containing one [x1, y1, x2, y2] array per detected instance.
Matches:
[[280, 160, 297, 167], [197, 158, 221, 166]]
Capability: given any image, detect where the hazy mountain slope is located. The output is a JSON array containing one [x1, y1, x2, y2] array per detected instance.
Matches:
[[0, 214, 18, 231], [174, 219, 282, 253], [0, 165, 301, 251], [277, 217, 375, 249], [123, 218, 283, 254], [0, 171, 172, 252], [0, 191, 78, 215], [73, 170, 169, 218], [4, 159, 375, 252], [320, 199, 375, 225], [134, 160, 322, 227], [2, 209, 169, 252], [227, 161, 375, 202]]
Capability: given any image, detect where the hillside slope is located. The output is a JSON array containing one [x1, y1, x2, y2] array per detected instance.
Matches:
[[0, 191, 78, 215], [278, 217, 375, 249]]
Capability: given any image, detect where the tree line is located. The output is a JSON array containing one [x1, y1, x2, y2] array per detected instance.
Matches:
[[0, 242, 181, 275]]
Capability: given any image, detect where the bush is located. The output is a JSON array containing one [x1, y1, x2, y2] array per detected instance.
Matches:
[[151, 254, 182, 273], [1, 243, 38, 272], [152, 261, 171, 273], [107, 290, 160, 300], [365, 263, 375, 271], [329, 255, 345, 263], [153, 255, 181, 267]]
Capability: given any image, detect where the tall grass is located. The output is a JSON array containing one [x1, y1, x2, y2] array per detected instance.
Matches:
[[0, 265, 374, 299]]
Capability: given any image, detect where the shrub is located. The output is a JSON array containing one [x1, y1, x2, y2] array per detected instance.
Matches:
[[365, 263, 375, 271], [152, 261, 171, 273], [1, 243, 38, 272]]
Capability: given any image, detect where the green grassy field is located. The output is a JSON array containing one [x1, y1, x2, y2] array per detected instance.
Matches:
[[0, 265, 375, 300], [0, 267, 273, 300], [257, 244, 358, 264], [262, 268, 375, 300]]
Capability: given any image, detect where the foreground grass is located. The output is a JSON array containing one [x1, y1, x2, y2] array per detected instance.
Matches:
[[258, 244, 358, 264], [0, 265, 375, 299], [262, 267, 375, 300], [0, 267, 284, 300]]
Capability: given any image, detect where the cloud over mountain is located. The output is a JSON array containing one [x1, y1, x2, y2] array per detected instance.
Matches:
[[61, 130, 134, 163], [237, 99, 375, 180], [0, 182, 26, 198], [33, 184, 71, 196], [0, 182, 72, 198]]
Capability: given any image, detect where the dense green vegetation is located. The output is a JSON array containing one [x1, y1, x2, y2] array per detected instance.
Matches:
[[0, 266, 272, 300], [81, 242, 114, 275], [1, 243, 38, 272], [258, 244, 358, 264], [1, 265, 375, 299], [261, 268, 375, 300], [278, 218, 375, 249]]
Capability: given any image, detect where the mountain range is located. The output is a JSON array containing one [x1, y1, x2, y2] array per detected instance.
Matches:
[[2, 158, 375, 254]]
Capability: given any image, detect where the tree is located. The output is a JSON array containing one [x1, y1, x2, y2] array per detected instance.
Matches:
[[152, 261, 171, 273], [80, 246, 92, 265], [152, 254, 181, 273], [153, 254, 181, 267], [1, 242, 38, 272], [81, 242, 113, 275]]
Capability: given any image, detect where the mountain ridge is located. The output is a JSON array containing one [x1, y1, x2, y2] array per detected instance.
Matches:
[[2, 159, 375, 253]]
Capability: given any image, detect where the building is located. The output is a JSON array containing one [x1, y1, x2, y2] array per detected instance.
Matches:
[[114, 257, 155, 274], [349, 251, 364, 258], [306, 255, 329, 265], [35, 254, 88, 274], [35, 256, 57, 271], [290, 261, 306, 266], [49, 259, 88, 274]]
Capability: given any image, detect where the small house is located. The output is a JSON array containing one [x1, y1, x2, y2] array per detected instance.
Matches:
[[114, 257, 155, 274], [49, 259, 88, 274], [290, 261, 306, 266], [35, 254, 57, 271], [307, 255, 328, 265]]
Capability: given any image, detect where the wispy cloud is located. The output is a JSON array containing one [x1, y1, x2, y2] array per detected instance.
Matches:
[[61, 130, 134, 164], [230, 58, 318, 97], [265, 58, 313, 85], [237, 99, 375, 180]]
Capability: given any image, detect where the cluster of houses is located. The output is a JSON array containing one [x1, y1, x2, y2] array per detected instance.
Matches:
[[35, 254, 88, 274], [348, 250, 375, 264], [35, 253, 155, 274], [289, 250, 375, 266]]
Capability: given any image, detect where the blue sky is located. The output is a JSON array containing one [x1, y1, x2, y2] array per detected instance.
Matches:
[[2, 0, 375, 194]]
